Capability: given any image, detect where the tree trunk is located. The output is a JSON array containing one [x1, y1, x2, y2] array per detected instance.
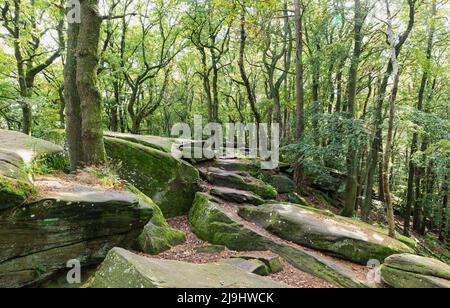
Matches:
[[439, 175, 449, 242], [382, 0, 400, 238], [239, 8, 261, 127], [342, 0, 365, 217], [294, 0, 305, 188], [76, 0, 106, 165], [64, 19, 83, 170]]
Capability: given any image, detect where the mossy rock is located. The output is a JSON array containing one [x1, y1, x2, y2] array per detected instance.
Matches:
[[0, 175, 33, 210], [88, 248, 286, 288], [268, 175, 295, 194], [0, 189, 153, 288], [338, 216, 416, 249], [205, 168, 277, 200], [189, 193, 367, 288], [233, 255, 283, 274], [223, 258, 270, 276], [213, 159, 261, 173], [105, 132, 177, 153], [0, 130, 63, 210], [238, 202, 414, 264], [189, 192, 270, 251], [126, 185, 185, 255], [381, 265, 450, 288], [210, 186, 265, 206], [384, 254, 450, 281], [288, 192, 313, 207], [104, 137, 200, 218]]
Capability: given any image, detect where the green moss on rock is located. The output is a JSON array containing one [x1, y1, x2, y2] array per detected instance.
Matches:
[[0, 175, 33, 210], [238, 203, 414, 264], [268, 175, 295, 193], [189, 193, 270, 251], [88, 248, 286, 288], [381, 265, 450, 288], [206, 168, 277, 200], [188, 193, 368, 288], [104, 137, 200, 218], [0, 189, 153, 288], [384, 254, 450, 280], [127, 185, 185, 254]]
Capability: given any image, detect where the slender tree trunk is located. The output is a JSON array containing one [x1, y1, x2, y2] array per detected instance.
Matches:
[[335, 67, 343, 113], [76, 0, 106, 165], [439, 175, 449, 242], [238, 8, 261, 127], [294, 0, 305, 188], [420, 164, 435, 235], [64, 19, 83, 170], [342, 0, 365, 217], [111, 81, 120, 132], [383, 0, 400, 238]]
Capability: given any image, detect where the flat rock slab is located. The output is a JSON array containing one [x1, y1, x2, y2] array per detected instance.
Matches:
[[89, 248, 285, 288], [0, 189, 153, 288], [238, 203, 414, 264], [210, 186, 265, 205], [381, 254, 450, 288], [232, 255, 283, 273], [0, 129, 62, 165], [189, 193, 368, 288], [104, 132, 205, 162], [222, 258, 270, 276], [384, 254, 450, 279], [381, 265, 450, 288], [0, 130, 63, 210], [206, 168, 277, 200], [213, 159, 260, 173]]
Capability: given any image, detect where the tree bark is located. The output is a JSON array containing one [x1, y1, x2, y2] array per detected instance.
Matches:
[[76, 0, 106, 165], [439, 175, 449, 242], [239, 8, 261, 126], [342, 0, 365, 217], [382, 0, 400, 238], [64, 17, 83, 170], [294, 0, 305, 188]]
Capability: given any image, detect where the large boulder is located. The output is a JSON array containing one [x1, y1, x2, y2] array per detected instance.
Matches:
[[88, 247, 285, 288], [0, 188, 153, 288], [105, 132, 183, 154], [381, 254, 450, 288], [238, 202, 414, 264], [104, 137, 200, 217], [267, 175, 295, 194], [104, 132, 207, 163], [205, 168, 277, 200], [127, 185, 185, 254], [189, 193, 271, 251], [210, 187, 265, 206], [0, 130, 62, 210], [189, 193, 368, 288]]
